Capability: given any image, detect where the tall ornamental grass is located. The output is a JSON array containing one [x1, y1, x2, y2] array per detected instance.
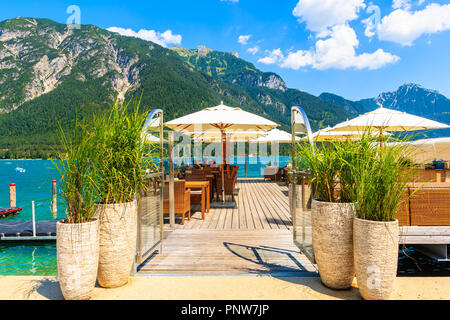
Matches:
[[52, 118, 98, 224], [294, 140, 358, 203], [350, 132, 419, 222], [294, 130, 420, 220], [91, 96, 151, 204]]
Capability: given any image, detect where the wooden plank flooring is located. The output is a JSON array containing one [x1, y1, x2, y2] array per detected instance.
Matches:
[[138, 180, 317, 275], [138, 230, 317, 275], [175, 179, 292, 230]]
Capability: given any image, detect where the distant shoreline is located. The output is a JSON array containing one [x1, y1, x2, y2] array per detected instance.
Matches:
[[0, 159, 50, 161]]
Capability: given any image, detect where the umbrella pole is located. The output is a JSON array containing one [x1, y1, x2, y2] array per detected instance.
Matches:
[[274, 142, 278, 167], [380, 129, 383, 148], [221, 129, 226, 203]]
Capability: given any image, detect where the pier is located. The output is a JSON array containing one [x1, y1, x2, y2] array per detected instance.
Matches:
[[138, 179, 318, 276], [0, 220, 58, 241]]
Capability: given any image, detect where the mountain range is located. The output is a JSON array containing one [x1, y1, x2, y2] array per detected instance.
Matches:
[[0, 17, 448, 159], [321, 83, 450, 138]]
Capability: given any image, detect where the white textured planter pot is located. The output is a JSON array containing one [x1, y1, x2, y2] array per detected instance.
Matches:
[[354, 218, 399, 300], [95, 201, 137, 288], [57, 219, 99, 300], [311, 200, 355, 289]]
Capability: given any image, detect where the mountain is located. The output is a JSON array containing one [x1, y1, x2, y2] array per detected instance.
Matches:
[[172, 46, 288, 92], [358, 83, 450, 123], [0, 19, 350, 158], [322, 84, 450, 138], [319, 92, 367, 117], [171, 46, 351, 130], [0, 18, 278, 158]]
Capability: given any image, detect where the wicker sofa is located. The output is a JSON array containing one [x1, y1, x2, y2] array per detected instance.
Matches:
[[397, 187, 450, 226], [264, 166, 282, 181]]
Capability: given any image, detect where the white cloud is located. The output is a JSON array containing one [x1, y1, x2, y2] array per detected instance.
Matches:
[[221, 0, 239, 2], [238, 35, 252, 45], [261, 25, 399, 70], [247, 46, 260, 55], [107, 27, 182, 48], [281, 50, 314, 70], [378, 4, 450, 46], [292, 0, 366, 36], [258, 49, 284, 65], [393, 0, 412, 10]]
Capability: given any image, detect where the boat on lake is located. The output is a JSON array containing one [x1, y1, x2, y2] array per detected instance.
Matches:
[[0, 207, 23, 219], [15, 166, 26, 173]]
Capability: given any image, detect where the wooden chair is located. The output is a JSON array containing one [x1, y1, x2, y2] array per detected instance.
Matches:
[[163, 180, 191, 225], [216, 167, 238, 203]]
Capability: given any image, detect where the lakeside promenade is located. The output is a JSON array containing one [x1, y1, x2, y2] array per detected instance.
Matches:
[[0, 276, 449, 300]]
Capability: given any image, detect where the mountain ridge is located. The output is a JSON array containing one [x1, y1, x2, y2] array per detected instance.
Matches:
[[323, 83, 450, 138]]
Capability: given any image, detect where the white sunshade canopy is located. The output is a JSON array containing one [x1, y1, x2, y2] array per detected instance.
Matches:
[[142, 133, 166, 143], [165, 102, 279, 133], [329, 107, 450, 132], [190, 131, 268, 143], [389, 137, 450, 163], [254, 129, 299, 143], [311, 126, 390, 141]]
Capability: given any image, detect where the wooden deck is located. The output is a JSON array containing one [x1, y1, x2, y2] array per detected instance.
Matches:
[[138, 180, 317, 275], [176, 179, 292, 230]]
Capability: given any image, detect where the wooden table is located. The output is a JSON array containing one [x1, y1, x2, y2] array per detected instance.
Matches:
[[185, 181, 210, 220]]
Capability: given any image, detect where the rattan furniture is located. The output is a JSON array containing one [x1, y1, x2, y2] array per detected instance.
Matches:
[[163, 180, 191, 225]]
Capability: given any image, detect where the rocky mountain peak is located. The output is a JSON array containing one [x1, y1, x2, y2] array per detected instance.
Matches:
[[0, 17, 144, 112]]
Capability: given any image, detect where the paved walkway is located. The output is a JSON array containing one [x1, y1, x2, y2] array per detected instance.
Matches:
[[0, 276, 449, 300]]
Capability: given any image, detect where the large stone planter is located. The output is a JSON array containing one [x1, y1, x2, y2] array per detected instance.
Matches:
[[354, 218, 399, 300], [57, 219, 99, 300], [311, 200, 355, 289], [95, 201, 137, 288]]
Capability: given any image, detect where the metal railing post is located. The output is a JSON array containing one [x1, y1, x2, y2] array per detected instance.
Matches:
[[32, 201, 36, 238], [169, 131, 175, 228]]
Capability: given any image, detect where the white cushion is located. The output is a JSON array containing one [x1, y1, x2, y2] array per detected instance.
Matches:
[[264, 167, 279, 175]]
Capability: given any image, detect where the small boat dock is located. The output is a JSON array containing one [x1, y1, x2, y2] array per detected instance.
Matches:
[[0, 220, 58, 241]]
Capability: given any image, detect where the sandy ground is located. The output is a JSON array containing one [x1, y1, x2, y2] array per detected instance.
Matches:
[[0, 275, 449, 300]]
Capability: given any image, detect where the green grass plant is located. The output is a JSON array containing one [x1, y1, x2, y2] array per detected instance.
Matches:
[[52, 117, 98, 224], [91, 95, 151, 204]]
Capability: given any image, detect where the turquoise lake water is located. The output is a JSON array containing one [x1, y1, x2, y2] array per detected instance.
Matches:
[[1, 159, 448, 276]]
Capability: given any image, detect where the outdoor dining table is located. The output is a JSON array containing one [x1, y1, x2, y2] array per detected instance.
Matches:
[[185, 181, 210, 220]]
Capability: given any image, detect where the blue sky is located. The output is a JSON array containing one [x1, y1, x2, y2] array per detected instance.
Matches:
[[1, 0, 449, 100]]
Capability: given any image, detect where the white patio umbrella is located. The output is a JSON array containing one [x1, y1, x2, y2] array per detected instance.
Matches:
[[142, 133, 166, 143], [311, 126, 390, 142], [190, 130, 267, 143], [165, 102, 278, 202], [329, 107, 450, 133], [189, 131, 267, 167], [389, 137, 450, 164], [328, 106, 450, 146], [253, 129, 299, 166], [254, 128, 297, 143]]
